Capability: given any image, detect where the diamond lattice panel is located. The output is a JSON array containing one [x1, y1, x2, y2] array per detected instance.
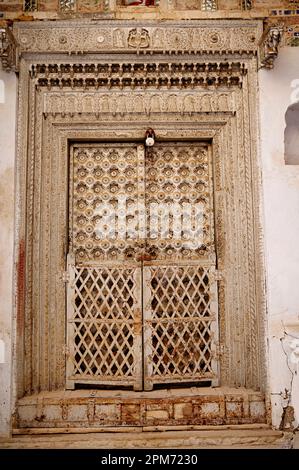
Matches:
[[143, 264, 218, 389], [67, 263, 142, 389]]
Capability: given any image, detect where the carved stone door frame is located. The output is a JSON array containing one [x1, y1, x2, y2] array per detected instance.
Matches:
[[12, 19, 269, 429]]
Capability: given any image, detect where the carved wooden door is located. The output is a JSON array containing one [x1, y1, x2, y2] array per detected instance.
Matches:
[[66, 142, 219, 391]]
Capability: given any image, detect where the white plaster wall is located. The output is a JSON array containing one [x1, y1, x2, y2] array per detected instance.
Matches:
[[259, 47, 299, 430], [0, 47, 298, 437], [0, 69, 16, 437]]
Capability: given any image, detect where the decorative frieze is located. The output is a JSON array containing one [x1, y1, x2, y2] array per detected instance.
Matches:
[[31, 61, 247, 91], [43, 90, 233, 116]]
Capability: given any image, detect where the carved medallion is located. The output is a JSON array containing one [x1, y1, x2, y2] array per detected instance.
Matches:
[[128, 28, 150, 48]]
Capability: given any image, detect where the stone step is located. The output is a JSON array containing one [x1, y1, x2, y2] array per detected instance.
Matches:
[[0, 427, 293, 449]]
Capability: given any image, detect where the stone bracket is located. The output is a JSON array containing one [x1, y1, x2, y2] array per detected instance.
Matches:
[[259, 24, 284, 70], [0, 24, 18, 72]]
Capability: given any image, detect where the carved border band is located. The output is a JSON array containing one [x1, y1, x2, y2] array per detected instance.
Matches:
[[14, 20, 262, 55]]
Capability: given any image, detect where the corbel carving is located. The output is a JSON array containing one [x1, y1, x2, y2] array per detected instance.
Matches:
[[0, 24, 18, 72], [259, 25, 284, 70]]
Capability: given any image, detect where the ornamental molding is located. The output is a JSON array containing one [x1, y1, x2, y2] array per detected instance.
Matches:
[[31, 61, 248, 91], [13, 19, 263, 56], [1, 19, 289, 72]]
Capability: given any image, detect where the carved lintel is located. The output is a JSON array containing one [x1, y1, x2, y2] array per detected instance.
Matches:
[[259, 25, 284, 70], [0, 25, 18, 73], [14, 20, 262, 56]]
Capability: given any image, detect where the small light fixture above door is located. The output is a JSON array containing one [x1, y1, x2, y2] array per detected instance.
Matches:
[[145, 128, 155, 147]]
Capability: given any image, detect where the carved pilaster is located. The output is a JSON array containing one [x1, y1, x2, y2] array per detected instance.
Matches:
[[0, 25, 18, 72], [259, 25, 284, 70]]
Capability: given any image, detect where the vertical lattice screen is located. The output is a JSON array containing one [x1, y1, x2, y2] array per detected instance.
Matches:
[[67, 142, 219, 390]]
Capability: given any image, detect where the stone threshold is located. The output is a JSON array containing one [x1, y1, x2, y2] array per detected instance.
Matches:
[[15, 387, 267, 429], [0, 428, 293, 449]]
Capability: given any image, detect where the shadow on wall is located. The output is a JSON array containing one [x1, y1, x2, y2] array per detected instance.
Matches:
[[0, 80, 4, 104], [285, 102, 299, 165]]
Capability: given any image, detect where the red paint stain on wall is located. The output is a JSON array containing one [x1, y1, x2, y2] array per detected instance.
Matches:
[[16, 239, 25, 335]]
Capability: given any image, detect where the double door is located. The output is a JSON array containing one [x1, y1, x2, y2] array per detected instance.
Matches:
[[66, 142, 219, 390]]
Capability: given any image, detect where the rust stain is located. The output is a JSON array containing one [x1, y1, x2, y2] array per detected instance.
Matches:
[[121, 404, 140, 424], [16, 239, 25, 335]]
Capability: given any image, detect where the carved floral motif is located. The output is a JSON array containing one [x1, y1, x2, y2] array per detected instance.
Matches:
[[13, 20, 262, 55]]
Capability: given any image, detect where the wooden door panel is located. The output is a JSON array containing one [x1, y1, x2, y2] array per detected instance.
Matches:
[[66, 141, 219, 390], [66, 143, 144, 390]]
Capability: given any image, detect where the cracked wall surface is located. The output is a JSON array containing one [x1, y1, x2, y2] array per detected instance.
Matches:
[[259, 47, 299, 430]]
